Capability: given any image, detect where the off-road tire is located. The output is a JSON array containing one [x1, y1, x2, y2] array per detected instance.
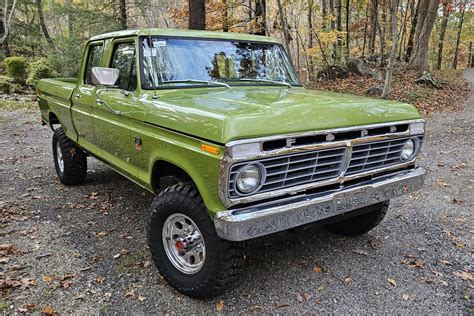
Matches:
[[325, 201, 390, 236], [52, 128, 87, 185], [147, 184, 245, 299]]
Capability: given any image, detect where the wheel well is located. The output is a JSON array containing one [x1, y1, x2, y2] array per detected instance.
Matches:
[[49, 112, 60, 130], [151, 160, 193, 192]]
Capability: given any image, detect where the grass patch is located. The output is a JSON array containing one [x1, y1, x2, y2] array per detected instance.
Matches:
[[0, 100, 38, 111]]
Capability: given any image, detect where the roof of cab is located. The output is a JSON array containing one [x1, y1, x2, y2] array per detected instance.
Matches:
[[89, 28, 279, 43]]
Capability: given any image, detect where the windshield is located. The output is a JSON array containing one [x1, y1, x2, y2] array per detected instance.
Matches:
[[141, 37, 300, 89]]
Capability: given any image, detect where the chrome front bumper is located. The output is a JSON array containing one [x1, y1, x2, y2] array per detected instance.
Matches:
[[214, 167, 426, 241]]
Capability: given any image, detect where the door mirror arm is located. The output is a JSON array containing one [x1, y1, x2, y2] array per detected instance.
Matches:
[[96, 87, 122, 115]]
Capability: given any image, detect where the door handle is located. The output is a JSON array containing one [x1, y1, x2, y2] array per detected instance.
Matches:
[[96, 98, 103, 105]]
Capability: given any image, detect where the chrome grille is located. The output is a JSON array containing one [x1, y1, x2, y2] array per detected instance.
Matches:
[[229, 147, 346, 198], [346, 138, 416, 175]]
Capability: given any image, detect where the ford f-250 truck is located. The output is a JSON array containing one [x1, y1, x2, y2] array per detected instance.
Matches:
[[37, 29, 426, 298]]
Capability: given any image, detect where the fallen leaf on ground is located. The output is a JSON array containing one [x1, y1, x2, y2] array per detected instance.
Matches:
[[249, 304, 262, 311], [94, 276, 106, 284], [42, 275, 54, 283], [216, 300, 224, 312], [138, 296, 146, 302], [352, 249, 368, 256], [454, 270, 473, 281], [344, 276, 353, 284], [402, 293, 409, 301], [0, 243, 20, 255], [18, 303, 36, 313], [439, 259, 452, 266], [41, 306, 53, 315], [387, 278, 397, 286], [313, 266, 322, 273], [76, 293, 86, 300], [296, 292, 311, 302], [95, 231, 107, 237]]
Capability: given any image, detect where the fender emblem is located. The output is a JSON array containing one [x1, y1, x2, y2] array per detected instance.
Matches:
[[135, 137, 142, 151]]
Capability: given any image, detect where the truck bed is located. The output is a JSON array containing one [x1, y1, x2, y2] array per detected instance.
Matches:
[[37, 78, 78, 138]]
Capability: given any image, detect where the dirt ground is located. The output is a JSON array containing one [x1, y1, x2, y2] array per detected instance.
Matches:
[[0, 70, 473, 314]]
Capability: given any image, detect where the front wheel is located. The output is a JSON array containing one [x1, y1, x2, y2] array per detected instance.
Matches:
[[147, 184, 245, 299], [325, 201, 390, 236]]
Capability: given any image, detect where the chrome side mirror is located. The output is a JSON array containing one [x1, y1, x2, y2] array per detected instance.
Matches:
[[91, 67, 119, 86]]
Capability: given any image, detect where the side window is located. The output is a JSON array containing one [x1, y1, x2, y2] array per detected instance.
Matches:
[[111, 43, 136, 91], [84, 45, 103, 85]]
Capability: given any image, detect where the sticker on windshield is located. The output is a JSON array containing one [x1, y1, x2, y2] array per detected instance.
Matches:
[[154, 40, 167, 47], [143, 48, 158, 57]]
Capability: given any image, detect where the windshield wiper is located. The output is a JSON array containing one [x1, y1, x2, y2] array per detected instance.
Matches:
[[161, 79, 231, 89], [228, 78, 292, 88]]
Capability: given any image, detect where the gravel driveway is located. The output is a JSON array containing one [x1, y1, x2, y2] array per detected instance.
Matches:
[[1, 70, 473, 314]]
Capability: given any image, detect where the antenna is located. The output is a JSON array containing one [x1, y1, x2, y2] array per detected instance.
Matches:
[[147, 31, 159, 100]]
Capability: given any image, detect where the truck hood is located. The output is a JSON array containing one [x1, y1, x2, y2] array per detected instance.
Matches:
[[142, 87, 421, 144]]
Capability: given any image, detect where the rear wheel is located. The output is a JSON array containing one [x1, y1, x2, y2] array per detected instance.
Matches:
[[147, 184, 245, 299], [325, 201, 390, 236], [52, 128, 87, 185]]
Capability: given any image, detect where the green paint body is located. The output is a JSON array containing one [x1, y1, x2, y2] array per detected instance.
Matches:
[[36, 29, 422, 214]]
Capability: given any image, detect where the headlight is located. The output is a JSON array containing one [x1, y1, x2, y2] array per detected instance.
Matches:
[[401, 138, 419, 160], [235, 163, 264, 194]]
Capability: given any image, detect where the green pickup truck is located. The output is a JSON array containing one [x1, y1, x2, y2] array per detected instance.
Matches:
[[37, 28, 426, 298]]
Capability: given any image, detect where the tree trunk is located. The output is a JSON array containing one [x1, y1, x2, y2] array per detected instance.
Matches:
[[36, 0, 54, 47], [308, 0, 313, 49], [276, 0, 292, 61], [329, 0, 337, 62], [336, 0, 342, 63], [0, 0, 17, 46], [436, 0, 451, 70], [409, 0, 438, 71], [380, 0, 387, 64], [405, 0, 420, 61], [66, 0, 73, 35], [368, 0, 378, 56], [362, 2, 369, 56], [398, 0, 412, 59], [118, 0, 127, 30], [469, 41, 473, 68], [452, 1, 466, 70], [189, 0, 205, 30], [345, 0, 350, 61], [322, 0, 327, 29], [222, 0, 228, 32], [382, 0, 399, 98], [254, 0, 266, 35]]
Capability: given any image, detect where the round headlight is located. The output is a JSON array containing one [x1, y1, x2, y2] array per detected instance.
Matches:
[[401, 139, 416, 160], [235, 163, 263, 194]]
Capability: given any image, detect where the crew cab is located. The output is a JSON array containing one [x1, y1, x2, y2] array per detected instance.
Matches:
[[37, 29, 426, 298]]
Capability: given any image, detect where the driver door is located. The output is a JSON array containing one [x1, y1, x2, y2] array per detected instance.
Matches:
[[91, 39, 146, 179]]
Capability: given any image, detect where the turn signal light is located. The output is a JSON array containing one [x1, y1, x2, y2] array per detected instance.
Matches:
[[201, 144, 219, 155]]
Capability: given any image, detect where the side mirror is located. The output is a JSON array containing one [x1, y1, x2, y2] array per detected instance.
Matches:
[[91, 67, 119, 86]]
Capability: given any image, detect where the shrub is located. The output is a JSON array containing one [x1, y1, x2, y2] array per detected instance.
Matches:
[[0, 76, 12, 94], [27, 58, 53, 86], [4, 57, 28, 84]]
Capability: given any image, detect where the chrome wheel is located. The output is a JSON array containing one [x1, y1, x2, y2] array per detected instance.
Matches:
[[56, 142, 64, 174], [162, 213, 206, 274]]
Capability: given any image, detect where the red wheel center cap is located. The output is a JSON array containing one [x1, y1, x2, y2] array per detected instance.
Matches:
[[175, 240, 185, 252]]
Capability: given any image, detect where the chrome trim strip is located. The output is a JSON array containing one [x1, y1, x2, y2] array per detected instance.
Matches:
[[214, 167, 426, 241], [219, 123, 424, 208]]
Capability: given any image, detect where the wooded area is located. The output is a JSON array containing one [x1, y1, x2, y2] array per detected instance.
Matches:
[[0, 0, 472, 95]]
